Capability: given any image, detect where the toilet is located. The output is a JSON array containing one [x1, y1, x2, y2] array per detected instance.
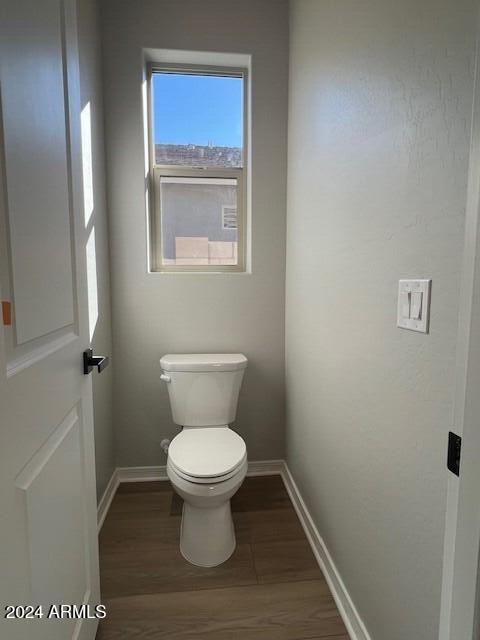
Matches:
[[159, 353, 248, 567]]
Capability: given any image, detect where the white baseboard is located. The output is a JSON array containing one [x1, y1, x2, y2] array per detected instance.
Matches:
[[113, 459, 284, 484], [280, 463, 371, 640], [246, 459, 284, 476], [96, 459, 370, 640], [96, 469, 119, 531], [117, 465, 168, 482]]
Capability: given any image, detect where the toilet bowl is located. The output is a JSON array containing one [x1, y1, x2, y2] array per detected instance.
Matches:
[[160, 354, 248, 567]]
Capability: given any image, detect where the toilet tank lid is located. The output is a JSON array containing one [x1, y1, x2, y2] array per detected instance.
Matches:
[[160, 353, 248, 372]]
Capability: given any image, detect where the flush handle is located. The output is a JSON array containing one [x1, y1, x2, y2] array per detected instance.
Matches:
[[160, 374, 171, 383], [83, 348, 110, 375]]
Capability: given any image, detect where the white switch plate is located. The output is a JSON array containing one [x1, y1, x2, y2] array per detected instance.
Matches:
[[397, 279, 431, 333]]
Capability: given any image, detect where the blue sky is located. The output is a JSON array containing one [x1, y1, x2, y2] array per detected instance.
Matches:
[[153, 73, 243, 148]]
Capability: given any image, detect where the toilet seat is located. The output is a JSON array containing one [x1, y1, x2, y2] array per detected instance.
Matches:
[[168, 455, 247, 484], [168, 427, 247, 484]]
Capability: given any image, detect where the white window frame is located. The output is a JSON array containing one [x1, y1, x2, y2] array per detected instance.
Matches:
[[147, 63, 248, 273]]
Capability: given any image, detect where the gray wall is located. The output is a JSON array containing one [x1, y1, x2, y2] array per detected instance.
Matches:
[[285, 1, 476, 639], [100, 0, 289, 465], [77, 0, 115, 500]]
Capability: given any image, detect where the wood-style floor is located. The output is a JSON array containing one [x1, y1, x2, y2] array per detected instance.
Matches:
[[96, 475, 348, 640]]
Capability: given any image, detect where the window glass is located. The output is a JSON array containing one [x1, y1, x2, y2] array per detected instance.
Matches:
[[150, 67, 246, 271], [152, 72, 243, 168], [160, 177, 238, 266]]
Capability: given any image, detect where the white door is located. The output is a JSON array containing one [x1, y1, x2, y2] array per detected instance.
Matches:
[[0, 2, 101, 639], [439, 15, 480, 640]]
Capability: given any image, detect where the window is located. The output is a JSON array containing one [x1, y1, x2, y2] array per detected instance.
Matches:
[[222, 205, 237, 230], [148, 65, 247, 272]]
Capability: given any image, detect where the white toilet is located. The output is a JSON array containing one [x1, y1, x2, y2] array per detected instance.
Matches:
[[159, 353, 248, 567]]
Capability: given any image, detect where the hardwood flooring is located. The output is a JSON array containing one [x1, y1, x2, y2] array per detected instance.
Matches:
[[96, 476, 348, 640]]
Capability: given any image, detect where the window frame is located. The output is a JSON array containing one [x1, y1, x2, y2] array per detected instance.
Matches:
[[147, 63, 248, 273]]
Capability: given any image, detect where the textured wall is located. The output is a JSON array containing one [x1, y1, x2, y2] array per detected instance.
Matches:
[[100, 0, 289, 465], [77, 0, 115, 500], [285, 1, 476, 638]]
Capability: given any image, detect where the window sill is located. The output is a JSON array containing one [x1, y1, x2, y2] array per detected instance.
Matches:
[[147, 269, 252, 276]]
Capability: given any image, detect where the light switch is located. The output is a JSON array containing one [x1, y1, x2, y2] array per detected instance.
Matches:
[[400, 291, 411, 318], [397, 279, 431, 333], [411, 291, 422, 320]]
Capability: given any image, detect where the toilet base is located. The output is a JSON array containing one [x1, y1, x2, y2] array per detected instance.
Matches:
[[180, 500, 235, 567]]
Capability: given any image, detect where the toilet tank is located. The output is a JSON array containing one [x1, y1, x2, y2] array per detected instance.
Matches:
[[160, 354, 248, 427]]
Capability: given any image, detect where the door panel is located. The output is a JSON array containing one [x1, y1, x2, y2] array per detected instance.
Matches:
[[1, 0, 75, 345], [15, 408, 90, 640], [0, 2, 100, 639]]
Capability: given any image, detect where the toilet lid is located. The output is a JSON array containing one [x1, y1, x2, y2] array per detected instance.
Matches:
[[168, 428, 246, 479]]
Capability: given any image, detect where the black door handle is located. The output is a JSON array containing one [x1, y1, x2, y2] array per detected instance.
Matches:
[[83, 348, 110, 375]]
